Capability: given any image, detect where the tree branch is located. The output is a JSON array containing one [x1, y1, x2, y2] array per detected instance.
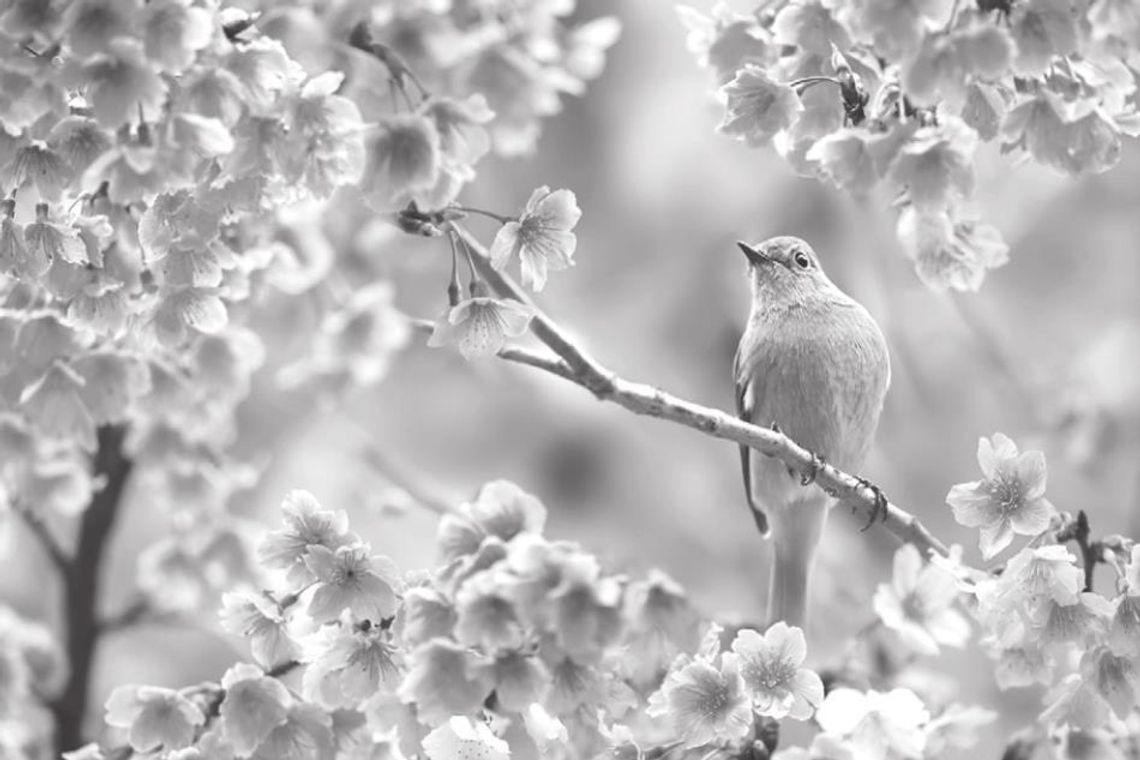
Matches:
[[449, 226, 949, 558], [52, 425, 134, 754], [360, 442, 459, 516], [14, 502, 70, 573]]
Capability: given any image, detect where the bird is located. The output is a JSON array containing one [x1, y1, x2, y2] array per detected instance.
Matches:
[[733, 236, 890, 628]]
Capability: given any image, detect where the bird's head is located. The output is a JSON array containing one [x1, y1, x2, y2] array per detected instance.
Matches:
[[738, 236, 836, 305]]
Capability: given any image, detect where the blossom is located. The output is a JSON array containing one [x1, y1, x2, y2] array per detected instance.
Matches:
[[1036, 592, 1112, 647], [77, 39, 169, 128], [423, 94, 494, 172], [815, 687, 930, 760], [923, 704, 996, 755], [676, 5, 771, 83], [1124, 545, 1140, 594], [772, 1, 850, 56], [140, 0, 214, 73], [806, 128, 881, 196], [490, 651, 549, 712], [64, 0, 136, 58], [946, 433, 1056, 559], [397, 639, 493, 725], [888, 117, 977, 211], [730, 622, 823, 720], [1109, 595, 1140, 658], [997, 545, 1083, 607], [549, 553, 623, 660], [523, 703, 568, 756], [1003, 92, 1123, 176], [257, 490, 356, 587], [422, 716, 509, 760], [7, 142, 71, 201], [301, 623, 400, 709], [396, 586, 456, 648], [1010, 0, 1078, 75], [826, 0, 953, 60], [903, 25, 1013, 108], [1081, 646, 1140, 719], [647, 655, 753, 747], [1040, 674, 1111, 730], [440, 480, 548, 560], [152, 287, 229, 346], [104, 685, 205, 753], [426, 296, 534, 359], [249, 704, 334, 760], [489, 186, 581, 291], [25, 203, 88, 266], [219, 592, 298, 669], [718, 65, 802, 147], [454, 569, 526, 651], [898, 208, 1008, 292], [219, 663, 292, 756], [873, 544, 969, 655], [304, 544, 402, 624], [362, 115, 441, 207]]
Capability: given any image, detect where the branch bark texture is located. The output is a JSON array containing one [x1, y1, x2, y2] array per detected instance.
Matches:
[[453, 226, 949, 558]]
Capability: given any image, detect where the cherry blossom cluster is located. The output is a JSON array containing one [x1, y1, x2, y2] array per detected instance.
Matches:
[[0, 0, 618, 754], [854, 432, 1140, 757], [682, 0, 1140, 293], [76, 483, 715, 758]]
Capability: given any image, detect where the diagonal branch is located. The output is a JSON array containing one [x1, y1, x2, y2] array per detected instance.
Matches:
[[14, 502, 70, 573], [449, 226, 949, 558]]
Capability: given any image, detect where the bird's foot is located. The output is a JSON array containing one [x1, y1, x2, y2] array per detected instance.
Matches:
[[856, 478, 889, 532], [800, 451, 826, 486], [769, 421, 782, 434]]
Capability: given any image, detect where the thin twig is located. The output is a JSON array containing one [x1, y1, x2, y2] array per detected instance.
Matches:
[[359, 443, 457, 516], [14, 503, 70, 572], [450, 226, 950, 558]]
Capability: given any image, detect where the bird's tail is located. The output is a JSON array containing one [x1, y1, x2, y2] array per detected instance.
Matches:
[[766, 496, 830, 629]]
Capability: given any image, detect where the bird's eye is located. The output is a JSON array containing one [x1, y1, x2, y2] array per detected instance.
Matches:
[[793, 251, 811, 269]]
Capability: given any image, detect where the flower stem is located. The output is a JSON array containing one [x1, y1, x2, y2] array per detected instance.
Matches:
[[446, 232, 462, 307], [451, 205, 513, 225]]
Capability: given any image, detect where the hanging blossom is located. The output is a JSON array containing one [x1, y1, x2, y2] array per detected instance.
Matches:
[[427, 291, 535, 360], [946, 433, 1056, 559]]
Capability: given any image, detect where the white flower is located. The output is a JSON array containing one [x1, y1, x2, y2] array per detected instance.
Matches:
[[730, 622, 823, 719], [423, 716, 509, 760], [946, 433, 1055, 559], [816, 688, 930, 760], [489, 186, 581, 291], [646, 655, 753, 747], [104, 685, 205, 753], [873, 544, 970, 655]]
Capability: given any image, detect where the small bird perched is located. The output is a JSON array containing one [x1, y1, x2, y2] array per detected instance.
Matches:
[[734, 236, 890, 628]]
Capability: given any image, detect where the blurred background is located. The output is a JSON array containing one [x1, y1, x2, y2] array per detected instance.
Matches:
[[4, 0, 1140, 752]]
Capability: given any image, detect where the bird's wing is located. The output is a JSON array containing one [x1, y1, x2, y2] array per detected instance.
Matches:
[[733, 340, 769, 535]]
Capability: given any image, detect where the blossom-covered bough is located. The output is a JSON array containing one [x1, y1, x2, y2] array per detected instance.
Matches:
[[0, 0, 1136, 759]]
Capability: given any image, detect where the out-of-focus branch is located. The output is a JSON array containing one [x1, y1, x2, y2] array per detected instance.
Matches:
[[13, 502, 70, 573], [52, 425, 134, 754], [359, 441, 458, 516], [442, 226, 950, 558]]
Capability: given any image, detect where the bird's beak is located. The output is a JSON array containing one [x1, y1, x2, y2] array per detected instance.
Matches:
[[737, 241, 770, 267]]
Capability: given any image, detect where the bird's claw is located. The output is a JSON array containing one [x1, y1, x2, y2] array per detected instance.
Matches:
[[857, 478, 889, 532], [800, 452, 826, 486], [769, 421, 782, 434]]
